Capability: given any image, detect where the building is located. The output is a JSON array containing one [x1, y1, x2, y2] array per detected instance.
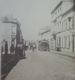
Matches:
[[50, 0, 75, 53], [0, 16, 23, 54]]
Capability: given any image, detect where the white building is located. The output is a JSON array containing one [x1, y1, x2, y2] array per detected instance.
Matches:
[[38, 26, 50, 40], [0, 16, 18, 54], [50, 0, 75, 53]]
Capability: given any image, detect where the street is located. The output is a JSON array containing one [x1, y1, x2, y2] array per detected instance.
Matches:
[[0, 0, 75, 80], [5, 50, 75, 80]]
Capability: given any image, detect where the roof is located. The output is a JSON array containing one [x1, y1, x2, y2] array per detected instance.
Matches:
[[39, 29, 50, 35], [51, 0, 74, 14], [51, 1, 63, 14], [1, 16, 20, 25]]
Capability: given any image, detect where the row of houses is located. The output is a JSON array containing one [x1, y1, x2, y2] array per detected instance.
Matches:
[[38, 0, 75, 53], [0, 16, 23, 54]]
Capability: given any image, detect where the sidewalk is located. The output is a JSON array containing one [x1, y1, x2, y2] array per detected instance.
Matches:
[[1, 54, 20, 80], [51, 50, 75, 59]]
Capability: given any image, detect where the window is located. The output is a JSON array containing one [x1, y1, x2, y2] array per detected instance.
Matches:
[[65, 35, 70, 49], [59, 37, 60, 47], [63, 21, 65, 31], [72, 16, 74, 29], [61, 37, 63, 48], [59, 22, 61, 32], [64, 36, 67, 48], [56, 37, 58, 47], [66, 19, 69, 30], [66, 36, 68, 48], [62, 37, 64, 48], [57, 23, 59, 32], [64, 21, 66, 30], [68, 35, 70, 48], [68, 17, 73, 29], [62, 21, 63, 31], [65, 19, 67, 30]]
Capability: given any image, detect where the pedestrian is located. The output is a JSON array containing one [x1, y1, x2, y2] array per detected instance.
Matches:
[[32, 43, 36, 52], [1, 41, 4, 54], [5, 41, 8, 55], [10, 44, 15, 55], [23, 44, 26, 58], [1, 45, 3, 54]]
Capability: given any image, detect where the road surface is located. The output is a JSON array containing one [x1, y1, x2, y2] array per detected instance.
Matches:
[[5, 50, 75, 80]]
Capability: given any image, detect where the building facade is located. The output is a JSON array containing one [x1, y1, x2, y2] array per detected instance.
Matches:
[[50, 0, 75, 53], [0, 16, 23, 54]]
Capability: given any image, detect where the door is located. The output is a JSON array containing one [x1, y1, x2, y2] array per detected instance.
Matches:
[[58, 37, 61, 51], [72, 35, 75, 52], [74, 35, 75, 52]]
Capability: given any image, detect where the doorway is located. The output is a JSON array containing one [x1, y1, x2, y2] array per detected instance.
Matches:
[[73, 35, 75, 52]]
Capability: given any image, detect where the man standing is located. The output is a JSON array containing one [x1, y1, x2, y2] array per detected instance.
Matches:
[[10, 44, 15, 55], [5, 41, 8, 55]]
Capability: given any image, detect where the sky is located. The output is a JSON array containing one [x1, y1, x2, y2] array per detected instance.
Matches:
[[0, 0, 60, 40]]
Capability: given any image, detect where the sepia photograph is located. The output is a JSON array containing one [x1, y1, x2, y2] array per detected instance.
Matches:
[[0, 0, 75, 80]]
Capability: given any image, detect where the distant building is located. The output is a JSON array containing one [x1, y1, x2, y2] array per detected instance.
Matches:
[[50, 0, 75, 53], [38, 26, 50, 41], [38, 26, 50, 51]]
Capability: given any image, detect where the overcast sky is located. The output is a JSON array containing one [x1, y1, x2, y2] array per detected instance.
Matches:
[[0, 0, 60, 40]]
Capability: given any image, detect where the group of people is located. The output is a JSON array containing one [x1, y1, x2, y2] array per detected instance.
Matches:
[[29, 43, 37, 51], [1, 40, 37, 59], [1, 40, 26, 58]]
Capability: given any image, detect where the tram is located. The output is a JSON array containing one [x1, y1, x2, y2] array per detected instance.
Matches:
[[38, 40, 49, 51]]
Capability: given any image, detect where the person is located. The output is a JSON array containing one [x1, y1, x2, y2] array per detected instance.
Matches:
[[15, 43, 24, 58], [15, 44, 21, 57], [10, 44, 15, 55], [5, 41, 8, 55], [15, 45, 18, 56], [32, 43, 36, 51], [21, 41, 26, 58], [21, 43, 26, 58], [1, 45, 3, 54], [1, 41, 3, 54]]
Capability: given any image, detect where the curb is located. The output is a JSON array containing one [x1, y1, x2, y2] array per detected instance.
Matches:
[[51, 51, 75, 59]]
